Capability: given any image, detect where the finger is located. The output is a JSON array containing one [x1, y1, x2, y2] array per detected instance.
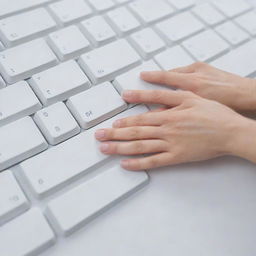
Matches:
[[120, 152, 172, 171], [99, 140, 167, 155], [122, 90, 196, 107], [95, 126, 160, 141], [170, 64, 196, 74], [149, 106, 169, 112]]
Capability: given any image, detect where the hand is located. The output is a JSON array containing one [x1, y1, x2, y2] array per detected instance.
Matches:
[[141, 62, 256, 112], [95, 90, 256, 171]]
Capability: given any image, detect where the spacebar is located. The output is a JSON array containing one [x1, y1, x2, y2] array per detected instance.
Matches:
[[20, 105, 148, 198]]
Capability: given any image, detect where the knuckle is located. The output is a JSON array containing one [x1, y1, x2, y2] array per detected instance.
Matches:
[[129, 127, 141, 138], [148, 157, 160, 168], [134, 141, 145, 153], [194, 61, 206, 69]]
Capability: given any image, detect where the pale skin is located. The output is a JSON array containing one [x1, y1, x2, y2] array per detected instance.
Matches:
[[95, 62, 256, 171]]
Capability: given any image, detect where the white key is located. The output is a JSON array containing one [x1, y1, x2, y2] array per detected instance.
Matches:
[[46, 165, 148, 236], [0, 208, 55, 256], [0, 116, 47, 171], [78, 39, 141, 84], [67, 82, 127, 129], [129, 28, 165, 60], [34, 102, 80, 145], [154, 46, 194, 70], [80, 16, 116, 47], [215, 21, 249, 46], [129, 0, 175, 24], [30, 60, 91, 106], [0, 75, 6, 89], [0, 81, 41, 126], [166, 0, 195, 10], [182, 30, 229, 62], [0, 8, 57, 47], [48, 26, 91, 61], [155, 12, 204, 44], [212, 40, 256, 77], [213, 0, 251, 18], [235, 11, 256, 36], [87, 0, 115, 12], [20, 105, 147, 198], [0, 39, 57, 84], [0, 0, 50, 19], [106, 7, 141, 36], [192, 3, 225, 26], [0, 170, 29, 225], [48, 0, 92, 25], [113, 60, 170, 94]]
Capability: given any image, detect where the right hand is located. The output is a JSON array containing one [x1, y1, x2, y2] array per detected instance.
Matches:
[[141, 62, 256, 112]]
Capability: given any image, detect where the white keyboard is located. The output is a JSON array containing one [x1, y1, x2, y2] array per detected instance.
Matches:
[[0, 0, 255, 255]]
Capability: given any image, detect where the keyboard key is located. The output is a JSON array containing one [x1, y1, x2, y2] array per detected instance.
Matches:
[[30, 60, 91, 106], [67, 82, 127, 129], [46, 165, 148, 236], [129, 28, 165, 60], [154, 46, 194, 70], [0, 8, 57, 47], [0, 208, 55, 256], [212, 40, 256, 77], [87, 0, 115, 12], [0, 0, 50, 19], [48, 25, 91, 61], [20, 105, 147, 198], [213, 0, 251, 18], [192, 3, 225, 26], [215, 21, 249, 46], [235, 11, 256, 36], [0, 81, 41, 126], [0, 116, 47, 171], [166, 0, 195, 10], [182, 30, 229, 62], [113, 60, 169, 94], [0, 75, 6, 89], [155, 12, 204, 44], [0, 38, 58, 84], [34, 102, 80, 145], [78, 39, 141, 84], [0, 170, 29, 225], [129, 0, 175, 24], [106, 7, 141, 36], [80, 16, 116, 47], [48, 0, 92, 25]]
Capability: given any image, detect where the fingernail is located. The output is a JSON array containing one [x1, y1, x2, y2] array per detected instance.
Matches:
[[121, 159, 130, 169], [100, 143, 109, 153], [113, 119, 121, 128], [122, 90, 133, 99], [95, 129, 106, 139]]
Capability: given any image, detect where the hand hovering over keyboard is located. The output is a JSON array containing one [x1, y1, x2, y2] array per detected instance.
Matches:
[[141, 62, 256, 112], [95, 90, 256, 170]]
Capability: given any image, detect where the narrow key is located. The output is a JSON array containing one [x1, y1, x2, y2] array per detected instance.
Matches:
[[0, 38, 58, 84], [87, 0, 115, 12], [48, 25, 91, 61], [0, 170, 29, 225], [0, 75, 6, 89], [48, 0, 92, 25], [29, 60, 91, 106], [46, 165, 148, 236], [0, 208, 55, 256], [80, 16, 116, 47], [129, 28, 165, 60], [20, 105, 147, 198], [34, 102, 80, 145], [0, 0, 50, 19], [0, 8, 57, 47], [113, 60, 169, 94], [0, 116, 47, 171], [67, 82, 127, 129], [154, 46, 194, 70], [235, 11, 256, 36], [129, 0, 174, 24], [182, 30, 229, 62], [105, 7, 141, 36], [0, 81, 41, 126], [155, 12, 204, 44], [215, 21, 249, 46], [212, 40, 256, 77], [166, 0, 195, 11], [78, 39, 141, 84]]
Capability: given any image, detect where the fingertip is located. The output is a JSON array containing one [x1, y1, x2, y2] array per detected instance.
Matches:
[[121, 159, 139, 171]]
